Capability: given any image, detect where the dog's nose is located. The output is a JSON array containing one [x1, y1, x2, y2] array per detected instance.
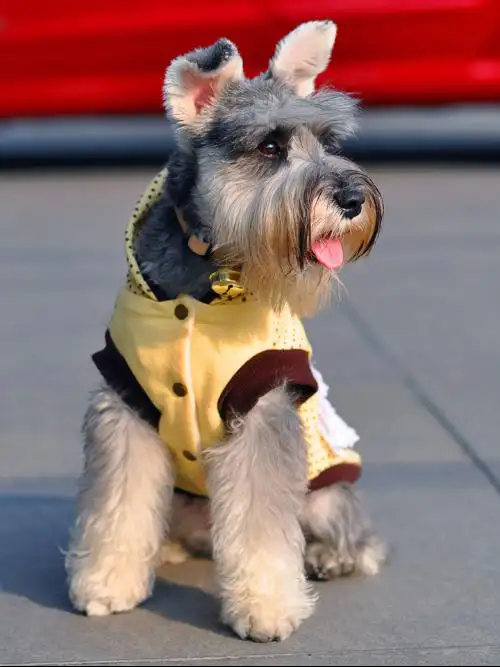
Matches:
[[334, 187, 365, 219]]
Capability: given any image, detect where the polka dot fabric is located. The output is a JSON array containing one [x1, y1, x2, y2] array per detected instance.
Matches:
[[125, 169, 169, 300]]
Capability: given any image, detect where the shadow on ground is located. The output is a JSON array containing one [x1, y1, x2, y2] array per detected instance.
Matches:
[[0, 457, 490, 621], [0, 492, 233, 636]]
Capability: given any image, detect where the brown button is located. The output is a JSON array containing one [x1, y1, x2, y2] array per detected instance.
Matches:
[[172, 382, 187, 397], [182, 450, 197, 462], [174, 304, 189, 320]]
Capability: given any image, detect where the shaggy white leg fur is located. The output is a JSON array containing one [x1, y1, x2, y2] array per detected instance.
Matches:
[[205, 386, 316, 642], [66, 386, 173, 616]]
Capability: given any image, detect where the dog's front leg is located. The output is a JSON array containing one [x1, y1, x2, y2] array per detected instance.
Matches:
[[205, 385, 316, 642], [65, 386, 173, 616]]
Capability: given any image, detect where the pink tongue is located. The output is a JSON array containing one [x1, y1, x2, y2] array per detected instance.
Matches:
[[311, 238, 344, 270]]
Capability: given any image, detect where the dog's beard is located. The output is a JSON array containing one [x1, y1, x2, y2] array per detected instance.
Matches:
[[206, 160, 382, 316], [240, 202, 380, 317]]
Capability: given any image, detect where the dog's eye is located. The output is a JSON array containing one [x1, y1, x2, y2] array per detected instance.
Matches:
[[258, 140, 281, 158]]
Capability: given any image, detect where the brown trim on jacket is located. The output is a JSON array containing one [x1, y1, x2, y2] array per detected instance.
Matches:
[[218, 349, 319, 421]]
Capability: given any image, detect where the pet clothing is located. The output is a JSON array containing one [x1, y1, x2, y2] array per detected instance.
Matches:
[[92, 170, 362, 497]]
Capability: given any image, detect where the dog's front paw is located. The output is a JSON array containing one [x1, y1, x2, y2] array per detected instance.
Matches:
[[223, 606, 300, 643], [67, 555, 154, 616], [221, 580, 316, 642]]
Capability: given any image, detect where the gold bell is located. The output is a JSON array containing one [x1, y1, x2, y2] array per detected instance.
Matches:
[[209, 268, 245, 299]]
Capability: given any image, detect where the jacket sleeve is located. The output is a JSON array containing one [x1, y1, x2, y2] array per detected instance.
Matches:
[[218, 349, 318, 422]]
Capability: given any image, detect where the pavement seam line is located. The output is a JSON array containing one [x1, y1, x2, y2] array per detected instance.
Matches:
[[342, 300, 500, 496], [15, 642, 500, 666]]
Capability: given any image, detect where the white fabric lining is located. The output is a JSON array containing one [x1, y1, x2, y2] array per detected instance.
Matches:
[[310, 363, 360, 452]]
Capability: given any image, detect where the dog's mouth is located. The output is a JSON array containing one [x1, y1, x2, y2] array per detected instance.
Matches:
[[309, 238, 344, 270]]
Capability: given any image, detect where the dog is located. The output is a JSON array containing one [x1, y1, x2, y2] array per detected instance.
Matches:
[[65, 20, 385, 643]]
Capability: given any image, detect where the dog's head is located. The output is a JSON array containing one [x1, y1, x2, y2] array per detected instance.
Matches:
[[163, 21, 383, 314]]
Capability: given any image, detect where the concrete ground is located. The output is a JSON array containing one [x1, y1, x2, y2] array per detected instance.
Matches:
[[1, 165, 499, 665]]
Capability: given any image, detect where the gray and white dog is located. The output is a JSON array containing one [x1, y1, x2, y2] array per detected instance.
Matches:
[[66, 21, 385, 642]]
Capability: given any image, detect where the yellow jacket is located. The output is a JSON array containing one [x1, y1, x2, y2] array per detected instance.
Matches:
[[93, 170, 361, 496]]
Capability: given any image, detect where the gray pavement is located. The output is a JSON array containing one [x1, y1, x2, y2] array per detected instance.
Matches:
[[1, 166, 499, 665]]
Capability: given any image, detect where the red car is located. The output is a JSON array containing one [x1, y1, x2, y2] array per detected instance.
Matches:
[[1, 0, 500, 118]]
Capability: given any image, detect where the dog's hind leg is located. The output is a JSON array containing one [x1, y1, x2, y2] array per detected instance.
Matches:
[[66, 385, 173, 616], [158, 492, 212, 565], [205, 385, 316, 643], [301, 365, 386, 580], [301, 483, 387, 580]]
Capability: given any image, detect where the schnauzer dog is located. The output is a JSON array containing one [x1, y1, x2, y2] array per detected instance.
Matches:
[[66, 20, 385, 642]]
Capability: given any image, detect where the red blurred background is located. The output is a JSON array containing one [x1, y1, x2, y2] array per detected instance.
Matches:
[[2, 0, 500, 119]]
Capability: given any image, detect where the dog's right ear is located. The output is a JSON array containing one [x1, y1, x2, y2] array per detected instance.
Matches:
[[163, 38, 244, 126]]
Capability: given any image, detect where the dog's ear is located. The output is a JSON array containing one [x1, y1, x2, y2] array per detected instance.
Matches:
[[269, 21, 337, 97], [163, 38, 244, 126]]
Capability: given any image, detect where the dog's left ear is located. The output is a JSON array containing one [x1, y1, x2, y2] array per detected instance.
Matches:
[[269, 21, 337, 97], [164, 38, 244, 126]]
